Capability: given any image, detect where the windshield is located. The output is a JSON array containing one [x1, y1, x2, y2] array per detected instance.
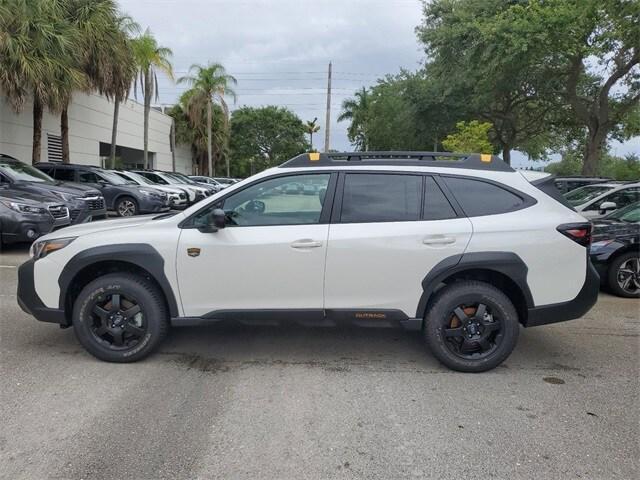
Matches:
[[565, 185, 613, 206], [99, 170, 136, 185], [170, 172, 198, 184], [604, 202, 640, 223], [0, 160, 54, 183], [117, 171, 154, 185]]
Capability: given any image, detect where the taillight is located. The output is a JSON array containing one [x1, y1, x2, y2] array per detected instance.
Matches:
[[557, 223, 592, 247]]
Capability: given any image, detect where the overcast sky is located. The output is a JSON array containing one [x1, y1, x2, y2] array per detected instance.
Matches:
[[118, 0, 638, 168]]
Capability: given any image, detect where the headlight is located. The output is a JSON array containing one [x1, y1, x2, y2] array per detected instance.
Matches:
[[30, 237, 76, 260], [1, 201, 48, 215]]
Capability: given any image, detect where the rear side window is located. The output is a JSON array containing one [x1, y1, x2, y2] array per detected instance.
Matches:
[[424, 176, 457, 220], [443, 176, 525, 217], [341, 173, 421, 223], [79, 171, 99, 183]]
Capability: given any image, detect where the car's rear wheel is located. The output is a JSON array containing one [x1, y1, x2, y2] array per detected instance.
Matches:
[[608, 252, 640, 298], [423, 280, 520, 372], [72, 273, 169, 362], [116, 196, 138, 216]]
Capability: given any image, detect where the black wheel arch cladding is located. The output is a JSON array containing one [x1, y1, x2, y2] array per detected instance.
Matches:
[[416, 251, 534, 319], [58, 244, 179, 318]]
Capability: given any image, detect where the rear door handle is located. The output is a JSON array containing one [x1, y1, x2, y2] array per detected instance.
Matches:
[[423, 235, 456, 246], [291, 239, 323, 249]]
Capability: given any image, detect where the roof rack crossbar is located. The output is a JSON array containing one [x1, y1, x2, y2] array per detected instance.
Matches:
[[279, 151, 514, 172]]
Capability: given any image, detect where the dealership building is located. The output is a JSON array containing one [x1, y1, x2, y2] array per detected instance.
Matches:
[[0, 90, 192, 173]]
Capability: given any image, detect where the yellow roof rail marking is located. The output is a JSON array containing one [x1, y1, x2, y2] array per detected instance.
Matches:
[[480, 154, 492, 163], [309, 152, 320, 161]]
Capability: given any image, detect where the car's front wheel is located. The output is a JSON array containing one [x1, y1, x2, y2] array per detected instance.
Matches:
[[423, 280, 520, 372], [72, 273, 169, 362], [608, 252, 640, 298], [115, 196, 138, 216]]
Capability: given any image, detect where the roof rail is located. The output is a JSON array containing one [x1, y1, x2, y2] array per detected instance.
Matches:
[[279, 151, 514, 172]]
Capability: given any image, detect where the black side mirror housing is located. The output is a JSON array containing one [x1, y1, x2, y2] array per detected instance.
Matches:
[[197, 208, 226, 233]]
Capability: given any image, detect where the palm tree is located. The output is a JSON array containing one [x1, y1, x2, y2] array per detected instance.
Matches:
[[131, 29, 173, 169], [178, 62, 237, 176], [304, 118, 320, 150], [338, 87, 370, 151], [0, 0, 81, 163], [107, 15, 139, 168]]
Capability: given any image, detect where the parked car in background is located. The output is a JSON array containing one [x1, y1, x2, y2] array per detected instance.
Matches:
[[0, 188, 70, 245], [133, 170, 212, 204], [590, 201, 640, 298], [110, 170, 188, 209], [36, 163, 170, 217], [167, 172, 218, 196], [564, 181, 640, 219], [554, 177, 611, 194], [188, 175, 224, 192], [214, 177, 239, 187], [0, 155, 106, 223]]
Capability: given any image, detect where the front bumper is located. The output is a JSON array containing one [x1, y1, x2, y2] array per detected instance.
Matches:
[[138, 196, 171, 214], [0, 212, 57, 244], [69, 197, 107, 223], [524, 258, 600, 327], [17, 259, 67, 325]]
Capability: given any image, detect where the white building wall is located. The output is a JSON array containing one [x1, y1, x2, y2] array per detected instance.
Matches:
[[0, 91, 192, 173]]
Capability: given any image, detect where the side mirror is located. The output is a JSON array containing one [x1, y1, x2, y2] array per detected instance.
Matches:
[[197, 208, 226, 233], [599, 201, 617, 213]]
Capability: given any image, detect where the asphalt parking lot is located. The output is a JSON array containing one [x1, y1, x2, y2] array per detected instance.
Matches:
[[0, 245, 638, 480]]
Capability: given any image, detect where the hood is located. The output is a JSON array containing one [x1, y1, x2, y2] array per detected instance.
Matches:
[[0, 187, 62, 205], [143, 184, 184, 195], [11, 180, 101, 198], [40, 215, 155, 240]]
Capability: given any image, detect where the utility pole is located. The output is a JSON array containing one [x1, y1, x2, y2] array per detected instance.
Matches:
[[324, 61, 332, 152], [170, 118, 176, 172]]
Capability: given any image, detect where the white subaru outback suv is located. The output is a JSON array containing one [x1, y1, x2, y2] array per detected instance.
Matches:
[[17, 152, 599, 372]]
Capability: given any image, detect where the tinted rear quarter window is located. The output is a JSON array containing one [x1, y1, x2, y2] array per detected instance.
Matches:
[[341, 173, 421, 223], [443, 176, 525, 216], [52, 168, 76, 182]]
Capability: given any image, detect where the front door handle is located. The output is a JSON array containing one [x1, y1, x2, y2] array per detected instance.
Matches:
[[423, 235, 456, 246], [291, 239, 323, 249]]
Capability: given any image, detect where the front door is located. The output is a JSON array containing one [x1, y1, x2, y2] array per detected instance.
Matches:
[[177, 172, 334, 317]]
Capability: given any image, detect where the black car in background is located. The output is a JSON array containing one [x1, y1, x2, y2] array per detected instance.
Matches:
[[0, 187, 70, 245], [590, 201, 640, 298], [0, 155, 106, 223], [36, 163, 170, 216], [554, 177, 612, 194]]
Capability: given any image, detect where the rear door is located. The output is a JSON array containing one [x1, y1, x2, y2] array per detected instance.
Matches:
[[324, 173, 472, 319]]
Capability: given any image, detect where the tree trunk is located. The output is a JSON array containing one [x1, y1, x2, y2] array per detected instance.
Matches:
[[110, 97, 120, 169], [581, 126, 606, 176], [207, 100, 213, 177], [32, 96, 43, 164], [310, 132, 313, 150], [143, 71, 151, 169], [502, 146, 511, 165], [61, 106, 70, 163]]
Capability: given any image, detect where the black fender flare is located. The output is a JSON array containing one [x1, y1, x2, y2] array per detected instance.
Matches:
[[58, 244, 179, 317], [415, 251, 534, 318]]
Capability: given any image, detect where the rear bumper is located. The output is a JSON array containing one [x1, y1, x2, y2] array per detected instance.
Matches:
[[17, 259, 67, 325], [524, 258, 600, 327]]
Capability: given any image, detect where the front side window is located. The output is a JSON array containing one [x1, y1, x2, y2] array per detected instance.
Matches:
[[587, 187, 640, 211], [79, 171, 99, 183], [340, 173, 422, 223], [193, 174, 330, 228], [443, 176, 525, 217]]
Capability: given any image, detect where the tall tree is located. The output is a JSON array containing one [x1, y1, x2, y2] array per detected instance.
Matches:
[[230, 106, 309, 175], [304, 118, 320, 150], [178, 62, 237, 176], [131, 29, 173, 169], [337, 87, 370, 151], [0, 0, 81, 163]]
